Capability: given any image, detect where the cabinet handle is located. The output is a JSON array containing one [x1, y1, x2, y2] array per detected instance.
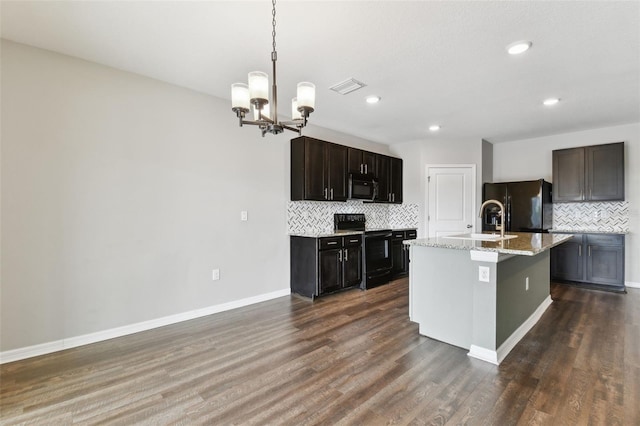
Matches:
[[330, 188, 334, 200], [324, 188, 328, 200], [338, 250, 342, 262], [588, 245, 591, 257], [360, 164, 364, 174], [365, 164, 368, 174], [578, 245, 582, 256], [590, 188, 592, 199], [392, 193, 395, 202], [344, 248, 348, 262]]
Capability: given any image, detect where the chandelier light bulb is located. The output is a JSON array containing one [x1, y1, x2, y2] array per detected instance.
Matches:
[[296, 82, 316, 110], [291, 98, 303, 120], [231, 83, 250, 111], [253, 103, 270, 121], [248, 71, 269, 103]]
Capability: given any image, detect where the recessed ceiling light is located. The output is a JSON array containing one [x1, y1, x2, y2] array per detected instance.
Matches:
[[429, 125, 440, 132], [543, 98, 560, 106], [506, 41, 532, 55], [365, 95, 381, 104]]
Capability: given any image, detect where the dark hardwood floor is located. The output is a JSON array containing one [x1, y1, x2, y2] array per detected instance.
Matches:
[[1, 279, 638, 425]]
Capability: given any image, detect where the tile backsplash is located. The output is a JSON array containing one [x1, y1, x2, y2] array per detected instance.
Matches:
[[287, 200, 419, 234], [553, 201, 629, 233]]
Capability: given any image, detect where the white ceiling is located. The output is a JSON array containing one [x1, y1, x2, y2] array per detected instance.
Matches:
[[2, 1, 639, 145]]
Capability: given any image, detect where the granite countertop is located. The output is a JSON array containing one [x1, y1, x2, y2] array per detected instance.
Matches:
[[290, 227, 417, 238], [549, 229, 629, 235], [290, 230, 364, 238], [404, 232, 574, 256]]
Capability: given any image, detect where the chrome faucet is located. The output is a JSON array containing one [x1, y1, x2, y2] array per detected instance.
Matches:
[[479, 199, 505, 239]]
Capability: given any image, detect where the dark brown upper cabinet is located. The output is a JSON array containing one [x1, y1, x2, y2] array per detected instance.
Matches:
[[348, 148, 377, 176], [291, 136, 348, 201], [552, 142, 624, 202], [376, 155, 403, 204], [390, 157, 403, 204], [292, 136, 402, 203]]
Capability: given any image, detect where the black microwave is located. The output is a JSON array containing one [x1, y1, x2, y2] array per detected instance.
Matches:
[[348, 173, 378, 200]]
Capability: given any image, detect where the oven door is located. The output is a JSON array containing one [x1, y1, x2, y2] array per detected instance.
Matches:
[[364, 231, 392, 288]]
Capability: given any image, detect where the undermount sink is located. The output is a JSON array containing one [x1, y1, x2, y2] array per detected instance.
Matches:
[[444, 233, 518, 242]]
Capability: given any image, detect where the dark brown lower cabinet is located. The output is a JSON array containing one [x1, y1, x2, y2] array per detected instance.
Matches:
[[551, 232, 625, 291], [291, 234, 362, 298], [391, 229, 417, 279]]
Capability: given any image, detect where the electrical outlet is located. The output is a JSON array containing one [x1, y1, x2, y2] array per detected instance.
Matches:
[[240, 211, 248, 221], [212, 269, 220, 281], [478, 266, 490, 282], [525, 276, 529, 291]]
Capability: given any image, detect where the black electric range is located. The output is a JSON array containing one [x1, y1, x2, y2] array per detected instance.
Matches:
[[334, 214, 392, 289]]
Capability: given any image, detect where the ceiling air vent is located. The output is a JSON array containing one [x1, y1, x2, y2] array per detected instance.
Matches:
[[329, 78, 367, 95]]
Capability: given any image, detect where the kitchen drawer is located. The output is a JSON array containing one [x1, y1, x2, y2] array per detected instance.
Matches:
[[319, 237, 342, 250], [406, 230, 417, 239], [392, 231, 406, 240], [586, 234, 623, 246], [343, 235, 362, 247]]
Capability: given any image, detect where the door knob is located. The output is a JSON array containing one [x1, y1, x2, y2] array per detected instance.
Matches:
[[466, 224, 473, 229]]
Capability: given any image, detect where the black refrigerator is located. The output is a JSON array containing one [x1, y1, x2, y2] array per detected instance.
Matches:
[[482, 179, 552, 233]]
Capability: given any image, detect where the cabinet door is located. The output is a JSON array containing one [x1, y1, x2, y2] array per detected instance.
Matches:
[[391, 239, 405, 276], [304, 138, 327, 201], [319, 249, 342, 293], [347, 148, 364, 174], [402, 244, 411, 275], [552, 148, 585, 202], [586, 234, 624, 286], [377, 155, 391, 202], [363, 151, 377, 176], [586, 142, 624, 201], [550, 235, 584, 281], [343, 246, 362, 288], [326, 143, 348, 201], [390, 157, 403, 204]]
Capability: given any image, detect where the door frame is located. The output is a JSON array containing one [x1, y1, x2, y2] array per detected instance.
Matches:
[[425, 164, 477, 238]]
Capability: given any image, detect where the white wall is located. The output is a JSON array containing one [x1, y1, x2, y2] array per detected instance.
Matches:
[[492, 123, 640, 285], [0, 40, 390, 353]]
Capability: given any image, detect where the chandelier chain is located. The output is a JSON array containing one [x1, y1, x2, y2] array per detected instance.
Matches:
[[271, 0, 277, 53]]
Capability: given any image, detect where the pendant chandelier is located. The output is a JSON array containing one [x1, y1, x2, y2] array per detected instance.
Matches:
[[231, 0, 315, 137]]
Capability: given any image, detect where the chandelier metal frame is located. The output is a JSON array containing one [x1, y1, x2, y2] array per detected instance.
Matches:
[[231, 0, 315, 137]]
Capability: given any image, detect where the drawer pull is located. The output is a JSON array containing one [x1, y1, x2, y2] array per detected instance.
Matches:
[[327, 241, 338, 245], [349, 239, 359, 243]]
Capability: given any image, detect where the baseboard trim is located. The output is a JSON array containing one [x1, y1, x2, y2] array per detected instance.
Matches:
[[468, 344, 499, 364], [625, 281, 640, 289], [468, 295, 552, 365], [0, 288, 291, 364]]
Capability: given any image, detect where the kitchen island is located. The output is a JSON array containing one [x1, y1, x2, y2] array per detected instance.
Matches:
[[404, 232, 573, 365]]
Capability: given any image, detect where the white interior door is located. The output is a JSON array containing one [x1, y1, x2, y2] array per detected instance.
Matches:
[[426, 165, 476, 237]]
